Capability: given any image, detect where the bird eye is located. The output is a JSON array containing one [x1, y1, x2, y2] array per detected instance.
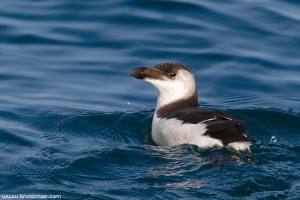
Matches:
[[169, 72, 176, 78]]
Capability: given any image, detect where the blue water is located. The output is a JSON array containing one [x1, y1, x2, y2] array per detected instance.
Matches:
[[1, 0, 300, 199]]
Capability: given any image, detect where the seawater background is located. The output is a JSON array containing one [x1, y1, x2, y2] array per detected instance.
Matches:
[[0, 0, 300, 199]]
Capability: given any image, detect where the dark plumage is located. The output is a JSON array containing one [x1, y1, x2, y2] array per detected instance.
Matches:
[[130, 63, 256, 150]]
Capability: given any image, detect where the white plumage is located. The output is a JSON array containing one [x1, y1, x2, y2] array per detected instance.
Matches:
[[130, 63, 255, 151], [152, 113, 224, 148]]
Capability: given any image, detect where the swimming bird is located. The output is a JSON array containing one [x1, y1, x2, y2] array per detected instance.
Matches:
[[130, 63, 255, 151]]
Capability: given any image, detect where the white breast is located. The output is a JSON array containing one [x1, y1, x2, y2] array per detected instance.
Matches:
[[151, 113, 223, 148]]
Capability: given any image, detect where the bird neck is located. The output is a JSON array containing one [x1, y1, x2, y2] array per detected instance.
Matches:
[[155, 90, 199, 118]]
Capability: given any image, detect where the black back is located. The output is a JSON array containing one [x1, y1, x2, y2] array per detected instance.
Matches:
[[157, 99, 256, 145]]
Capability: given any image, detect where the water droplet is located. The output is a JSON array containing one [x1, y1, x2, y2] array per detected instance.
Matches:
[[127, 102, 130, 105], [270, 136, 277, 143]]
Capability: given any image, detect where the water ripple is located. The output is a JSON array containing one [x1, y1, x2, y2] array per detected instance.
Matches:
[[0, 0, 300, 199]]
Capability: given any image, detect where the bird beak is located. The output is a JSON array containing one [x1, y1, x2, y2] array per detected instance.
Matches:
[[130, 67, 148, 79], [130, 67, 164, 80]]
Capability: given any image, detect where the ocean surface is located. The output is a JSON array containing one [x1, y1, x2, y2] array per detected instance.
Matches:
[[0, 0, 300, 199]]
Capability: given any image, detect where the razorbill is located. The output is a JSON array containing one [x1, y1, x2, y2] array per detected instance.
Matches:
[[130, 63, 255, 151]]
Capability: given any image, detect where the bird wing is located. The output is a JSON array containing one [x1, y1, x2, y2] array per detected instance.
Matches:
[[166, 108, 255, 144], [167, 108, 237, 125], [167, 108, 255, 145]]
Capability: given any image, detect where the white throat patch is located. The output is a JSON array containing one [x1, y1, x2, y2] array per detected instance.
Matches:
[[145, 69, 197, 109]]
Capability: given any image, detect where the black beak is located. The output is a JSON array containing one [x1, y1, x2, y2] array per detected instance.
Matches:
[[130, 67, 148, 79]]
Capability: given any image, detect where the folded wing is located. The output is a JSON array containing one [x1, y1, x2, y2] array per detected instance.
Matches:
[[167, 108, 255, 145]]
